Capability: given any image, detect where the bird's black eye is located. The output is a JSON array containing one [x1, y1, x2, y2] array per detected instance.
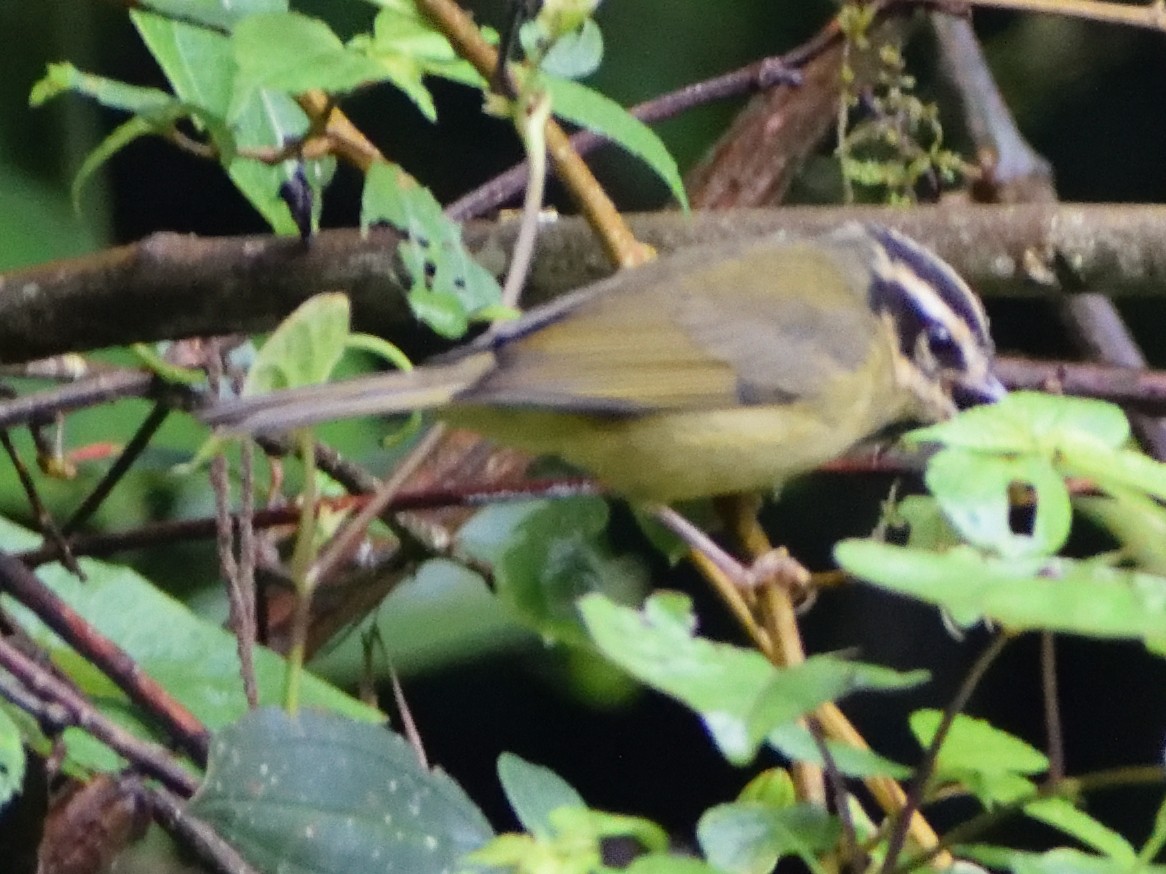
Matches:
[[925, 322, 963, 367]]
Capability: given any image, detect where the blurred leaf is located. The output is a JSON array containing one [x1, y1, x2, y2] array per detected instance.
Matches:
[[766, 723, 910, 779], [139, 0, 285, 30], [910, 710, 1048, 778], [0, 517, 379, 775], [580, 592, 924, 764], [1024, 796, 1137, 863], [522, 17, 604, 79], [0, 163, 98, 270], [30, 62, 178, 114], [961, 846, 1162, 874], [1077, 494, 1166, 575], [623, 857, 723, 874], [835, 541, 1166, 649], [697, 802, 838, 874], [493, 498, 648, 645], [468, 806, 666, 873], [497, 753, 586, 839], [242, 292, 351, 395], [737, 769, 797, 808], [1065, 440, 1166, 506], [230, 12, 438, 120], [906, 392, 1131, 454], [189, 708, 492, 874], [925, 449, 1071, 558], [132, 6, 316, 235], [361, 162, 503, 338], [0, 707, 25, 807], [540, 75, 688, 208]]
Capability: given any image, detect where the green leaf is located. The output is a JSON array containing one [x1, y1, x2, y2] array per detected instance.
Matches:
[[1024, 797, 1137, 863], [540, 75, 688, 209], [71, 113, 183, 210], [135, 0, 286, 31], [925, 449, 1071, 558], [30, 62, 179, 115], [905, 392, 1131, 455], [766, 723, 910, 779], [910, 710, 1048, 777], [0, 517, 379, 776], [188, 708, 493, 874], [522, 18, 604, 79], [231, 13, 411, 118], [960, 846, 1164, 874], [624, 856, 724, 874], [835, 541, 1166, 648], [697, 802, 838, 874], [243, 293, 351, 396], [0, 707, 25, 807], [361, 163, 504, 338], [132, 8, 314, 235], [580, 592, 924, 764], [497, 753, 586, 839], [493, 498, 649, 645], [1065, 441, 1166, 506]]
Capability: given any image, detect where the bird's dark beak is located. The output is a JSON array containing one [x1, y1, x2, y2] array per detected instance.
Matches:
[[952, 371, 1008, 408]]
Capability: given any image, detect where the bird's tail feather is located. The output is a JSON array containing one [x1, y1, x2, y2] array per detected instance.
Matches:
[[201, 352, 492, 434]]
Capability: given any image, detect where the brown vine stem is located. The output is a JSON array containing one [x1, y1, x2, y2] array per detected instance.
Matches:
[[965, 0, 1166, 30], [412, 0, 652, 269]]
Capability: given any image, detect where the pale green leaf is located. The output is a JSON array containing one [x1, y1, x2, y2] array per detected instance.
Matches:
[[906, 392, 1131, 455], [361, 163, 503, 337], [540, 75, 688, 209], [497, 753, 586, 839], [766, 723, 910, 779], [580, 592, 924, 764], [910, 710, 1048, 777], [243, 293, 351, 396], [0, 707, 25, 807], [697, 802, 837, 874], [925, 449, 1071, 558], [30, 62, 178, 115], [836, 541, 1166, 648]]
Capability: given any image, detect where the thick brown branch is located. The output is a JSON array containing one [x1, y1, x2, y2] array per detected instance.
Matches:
[[6, 204, 1166, 363]]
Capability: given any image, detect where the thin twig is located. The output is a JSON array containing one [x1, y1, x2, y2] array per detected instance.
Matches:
[[1039, 632, 1064, 786], [880, 632, 1012, 874], [63, 402, 170, 536], [0, 430, 81, 577], [0, 636, 198, 795], [0, 549, 209, 762], [145, 782, 262, 874]]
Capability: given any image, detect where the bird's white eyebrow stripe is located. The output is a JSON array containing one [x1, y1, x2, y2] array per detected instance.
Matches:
[[863, 224, 991, 342]]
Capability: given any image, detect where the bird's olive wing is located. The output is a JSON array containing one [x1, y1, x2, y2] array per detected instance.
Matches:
[[460, 240, 884, 414]]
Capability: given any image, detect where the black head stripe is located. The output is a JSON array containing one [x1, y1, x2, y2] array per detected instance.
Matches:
[[864, 225, 992, 347]]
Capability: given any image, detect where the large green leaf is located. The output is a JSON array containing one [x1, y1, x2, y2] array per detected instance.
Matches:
[[580, 592, 925, 764], [189, 708, 493, 874], [836, 540, 1166, 650], [0, 517, 380, 775]]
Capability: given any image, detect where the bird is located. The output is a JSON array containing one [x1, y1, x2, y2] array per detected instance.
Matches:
[[202, 223, 1004, 503]]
